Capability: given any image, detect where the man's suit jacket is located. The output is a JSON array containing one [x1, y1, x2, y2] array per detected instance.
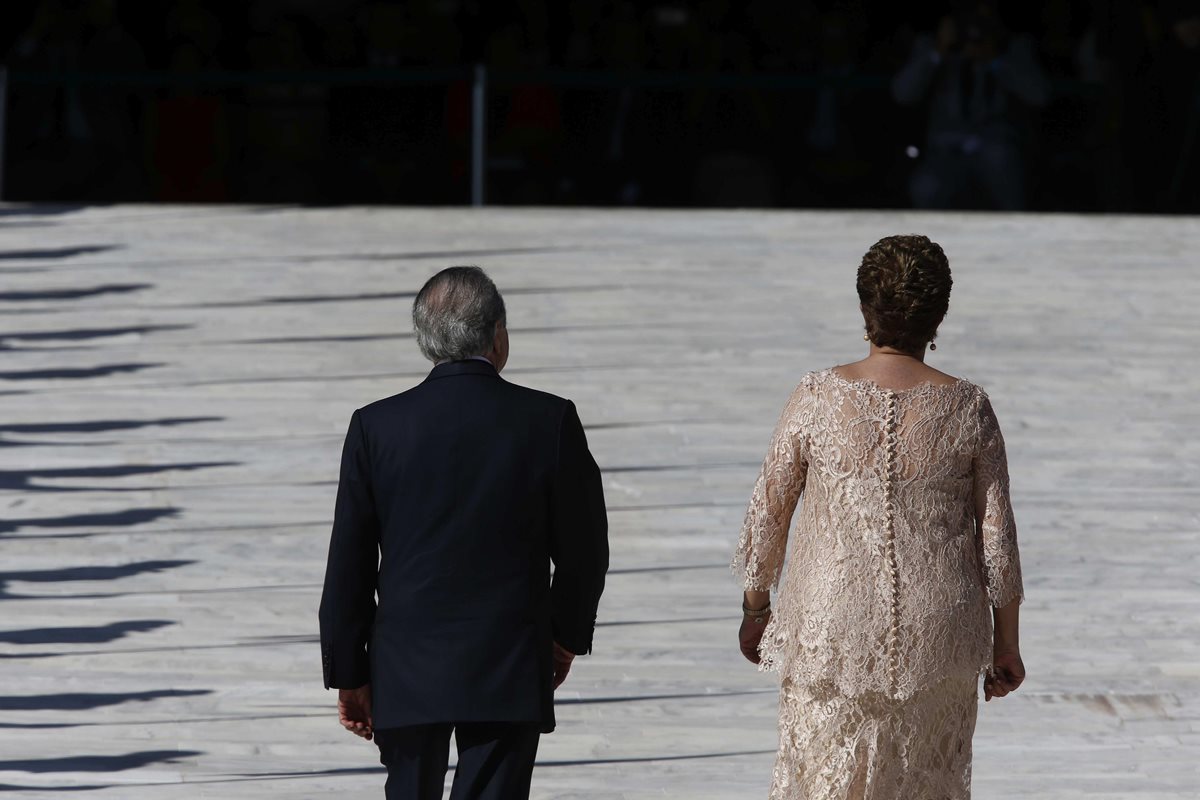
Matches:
[[319, 359, 608, 733]]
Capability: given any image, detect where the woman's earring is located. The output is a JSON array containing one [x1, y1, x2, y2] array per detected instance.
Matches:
[[863, 334, 869, 341], [929, 341, 937, 351]]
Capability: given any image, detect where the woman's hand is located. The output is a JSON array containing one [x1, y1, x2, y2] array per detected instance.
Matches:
[[739, 591, 771, 664], [739, 610, 771, 664], [985, 648, 1025, 701]]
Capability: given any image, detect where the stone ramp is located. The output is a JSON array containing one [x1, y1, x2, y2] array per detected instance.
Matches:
[[1, 204, 1197, 798]]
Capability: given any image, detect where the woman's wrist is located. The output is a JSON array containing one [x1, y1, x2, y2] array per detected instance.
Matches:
[[993, 635, 1020, 653], [742, 591, 771, 624], [743, 590, 770, 610]]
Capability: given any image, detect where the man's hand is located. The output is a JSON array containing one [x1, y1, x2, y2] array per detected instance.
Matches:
[[553, 641, 575, 689], [984, 648, 1025, 702], [338, 684, 373, 740], [739, 611, 770, 664]]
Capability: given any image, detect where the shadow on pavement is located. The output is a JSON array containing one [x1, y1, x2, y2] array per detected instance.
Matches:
[[598, 615, 735, 627], [535, 749, 775, 767], [0, 784, 114, 792], [0, 620, 174, 645], [0, 507, 180, 535], [0, 284, 150, 302], [0, 417, 220, 435], [0, 690, 210, 712], [0, 559, 193, 598], [115, 747, 776, 787], [0, 749, 203, 772], [558, 689, 775, 706], [0, 363, 162, 381], [0, 747, 774, 791], [175, 283, 617, 310], [0, 461, 237, 491], [0, 324, 190, 348], [234, 322, 670, 346], [608, 563, 727, 575], [0, 245, 122, 261]]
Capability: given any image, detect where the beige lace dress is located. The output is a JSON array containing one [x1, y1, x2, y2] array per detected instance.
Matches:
[[732, 369, 1023, 800]]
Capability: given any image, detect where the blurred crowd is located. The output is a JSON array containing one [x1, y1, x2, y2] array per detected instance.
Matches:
[[2, 0, 1198, 212]]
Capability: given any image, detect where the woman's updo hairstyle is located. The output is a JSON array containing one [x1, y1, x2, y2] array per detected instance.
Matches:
[[856, 234, 952, 353]]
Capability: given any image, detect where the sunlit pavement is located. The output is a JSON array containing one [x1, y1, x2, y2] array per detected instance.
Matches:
[[1, 204, 1197, 798]]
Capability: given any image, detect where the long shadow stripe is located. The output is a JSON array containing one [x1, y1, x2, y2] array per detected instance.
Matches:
[[0, 283, 149, 301]]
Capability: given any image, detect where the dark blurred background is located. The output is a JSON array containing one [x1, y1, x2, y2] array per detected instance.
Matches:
[[1, 0, 1197, 212]]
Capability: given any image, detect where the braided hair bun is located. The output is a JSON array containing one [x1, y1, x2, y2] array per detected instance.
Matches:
[[856, 234, 952, 353]]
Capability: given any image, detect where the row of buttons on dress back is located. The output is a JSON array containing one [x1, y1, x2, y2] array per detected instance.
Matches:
[[883, 391, 902, 695]]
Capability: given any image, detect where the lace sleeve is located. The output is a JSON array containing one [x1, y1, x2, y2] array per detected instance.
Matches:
[[973, 393, 1024, 607], [732, 384, 810, 591]]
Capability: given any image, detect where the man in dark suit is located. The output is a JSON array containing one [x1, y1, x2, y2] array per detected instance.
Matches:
[[319, 266, 609, 800]]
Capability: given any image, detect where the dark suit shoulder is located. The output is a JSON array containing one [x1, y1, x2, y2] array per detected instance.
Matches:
[[357, 381, 427, 417], [355, 374, 574, 429], [498, 379, 573, 414]]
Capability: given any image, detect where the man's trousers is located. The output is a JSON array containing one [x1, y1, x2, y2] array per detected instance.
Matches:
[[374, 722, 541, 800]]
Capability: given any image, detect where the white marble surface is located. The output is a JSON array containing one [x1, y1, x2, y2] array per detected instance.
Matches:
[[1, 204, 1197, 798]]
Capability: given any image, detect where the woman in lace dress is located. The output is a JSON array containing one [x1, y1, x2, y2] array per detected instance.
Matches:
[[732, 234, 1025, 799]]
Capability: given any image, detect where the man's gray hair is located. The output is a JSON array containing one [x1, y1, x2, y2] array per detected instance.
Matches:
[[412, 266, 506, 363]]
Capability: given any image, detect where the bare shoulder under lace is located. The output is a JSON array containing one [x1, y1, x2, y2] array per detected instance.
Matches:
[[732, 368, 1023, 700]]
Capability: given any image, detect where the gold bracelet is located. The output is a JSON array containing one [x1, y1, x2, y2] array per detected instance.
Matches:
[[742, 602, 771, 618]]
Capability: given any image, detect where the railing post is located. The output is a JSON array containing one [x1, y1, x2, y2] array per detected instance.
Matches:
[[471, 63, 486, 207], [0, 67, 8, 202]]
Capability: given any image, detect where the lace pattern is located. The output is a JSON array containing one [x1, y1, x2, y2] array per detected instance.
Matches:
[[732, 369, 1024, 701], [769, 675, 978, 800]]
